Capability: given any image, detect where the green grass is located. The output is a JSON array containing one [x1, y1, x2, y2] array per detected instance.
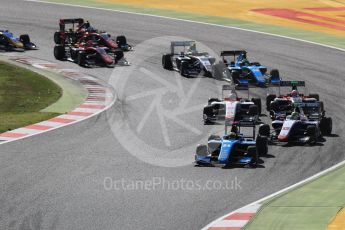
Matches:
[[0, 61, 62, 132], [245, 165, 345, 230]]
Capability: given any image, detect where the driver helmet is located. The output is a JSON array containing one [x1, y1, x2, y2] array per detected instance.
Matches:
[[291, 111, 299, 120], [291, 90, 299, 97], [241, 58, 250, 66], [85, 21, 90, 28], [228, 132, 237, 139]]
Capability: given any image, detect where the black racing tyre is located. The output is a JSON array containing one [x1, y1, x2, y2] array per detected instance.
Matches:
[[231, 70, 240, 84], [19, 34, 30, 44], [196, 144, 208, 157], [320, 117, 332, 136], [258, 124, 270, 137], [162, 54, 173, 70], [306, 125, 317, 144], [208, 135, 221, 141], [54, 31, 62, 44], [114, 50, 124, 64], [208, 98, 221, 105], [203, 105, 214, 124], [251, 98, 262, 115], [77, 52, 86, 67], [53, 45, 65, 60], [247, 146, 258, 168], [270, 100, 280, 112], [116, 35, 127, 47], [248, 105, 258, 116], [270, 69, 280, 80], [309, 93, 319, 101], [180, 61, 189, 77], [325, 117, 332, 135], [266, 94, 276, 111], [212, 63, 228, 80], [256, 135, 268, 156]]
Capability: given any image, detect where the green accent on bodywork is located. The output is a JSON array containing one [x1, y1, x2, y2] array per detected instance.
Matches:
[[42, 0, 345, 49], [245, 165, 345, 230]]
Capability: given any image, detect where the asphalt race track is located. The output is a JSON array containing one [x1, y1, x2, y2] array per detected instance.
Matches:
[[1, 1, 345, 229]]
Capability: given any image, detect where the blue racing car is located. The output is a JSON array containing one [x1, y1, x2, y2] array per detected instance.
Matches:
[[212, 50, 280, 88], [0, 30, 38, 51], [195, 121, 269, 168]]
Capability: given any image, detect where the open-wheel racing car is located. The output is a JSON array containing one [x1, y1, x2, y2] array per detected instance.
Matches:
[[53, 18, 128, 67], [266, 81, 323, 120], [195, 120, 269, 168], [162, 41, 216, 77], [54, 18, 132, 52], [212, 50, 280, 88], [0, 30, 38, 51], [269, 104, 332, 145], [203, 83, 262, 124]]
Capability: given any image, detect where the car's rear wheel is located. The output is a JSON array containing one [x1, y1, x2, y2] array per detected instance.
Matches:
[[180, 61, 188, 77], [162, 54, 173, 70], [19, 34, 30, 44], [114, 50, 124, 64], [258, 124, 270, 137], [320, 117, 332, 136], [116, 35, 127, 47], [306, 125, 317, 144], [77, 52, 86, 67], [53, 45, 65, 60], [256, 135, 268, 156], [270, 69, 280, 80], [266, 94, 276, 111], [212, 63, 228, 80], [251, 98, 262, 115], [196, 144, 208, 156], [54, 31, 62, 44], [203, 105, 215, 124], [248, 146, 258, 168], [248, 105, 258, 116]]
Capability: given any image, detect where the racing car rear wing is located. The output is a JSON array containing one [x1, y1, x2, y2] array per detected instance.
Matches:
[[220, 50, 247, 56], [280, 80, 305, 87], [170, 41, 196, 55], [59, 18, 85, 31], [267, 80, 306, 96], [225, 120, 256, 138]]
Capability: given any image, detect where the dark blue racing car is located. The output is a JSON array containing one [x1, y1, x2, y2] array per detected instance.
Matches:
[[0, 30, 38, 51], [195, 121, 269, 168]]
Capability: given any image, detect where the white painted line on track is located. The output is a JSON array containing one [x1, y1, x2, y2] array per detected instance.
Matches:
[[26, 0, 345, 53]]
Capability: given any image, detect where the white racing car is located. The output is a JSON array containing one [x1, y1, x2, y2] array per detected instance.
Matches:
[[203, 84, 261, 125], [270, 105, 332, 145], [162, 41, 216, 77]]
